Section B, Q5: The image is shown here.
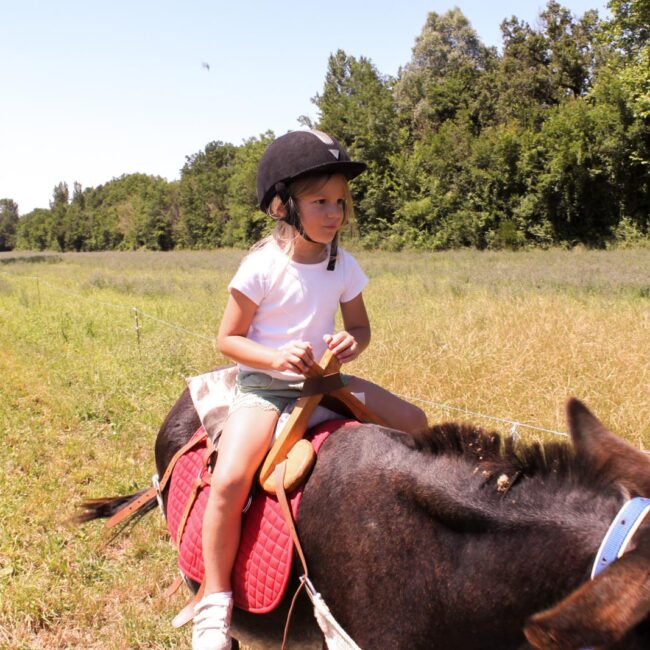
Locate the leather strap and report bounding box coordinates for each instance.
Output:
[164,574,184,598]
[301,372,345,397]
[175,443,215,548]
[259,348,388,494]
[106,429,210,529]
[176,477,203,548]
[258,350,342,491]
[172,580,206,628]
[274,461,310,650]
[274,462,309,577]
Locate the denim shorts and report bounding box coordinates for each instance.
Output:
[230,370,350,415]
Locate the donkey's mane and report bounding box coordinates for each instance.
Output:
[409,421,595,486]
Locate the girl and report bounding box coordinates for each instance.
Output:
[192,129,427,650]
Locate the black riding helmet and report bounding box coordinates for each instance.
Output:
[257,129,366,212]
[256,130,366,270]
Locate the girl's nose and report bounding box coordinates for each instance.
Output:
[326,202,343,217]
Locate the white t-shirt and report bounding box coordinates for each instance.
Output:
[228,242,368,380]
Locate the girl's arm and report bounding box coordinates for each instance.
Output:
[218,289,314,375]
[325,292,371,364]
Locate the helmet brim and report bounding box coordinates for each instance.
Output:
[259,160,367,212]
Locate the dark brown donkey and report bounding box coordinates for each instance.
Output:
[80,395,650,649]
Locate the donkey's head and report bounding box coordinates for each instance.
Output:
[525,398,650,649]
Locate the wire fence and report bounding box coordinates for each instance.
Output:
[0,269,215,343]
[0,268,570,440]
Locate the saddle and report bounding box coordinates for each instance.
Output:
[106,349,386,624]
[166,418,356,613]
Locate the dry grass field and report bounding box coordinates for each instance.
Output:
[0,248,649,649]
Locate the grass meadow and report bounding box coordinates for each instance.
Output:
[1,247,649,649]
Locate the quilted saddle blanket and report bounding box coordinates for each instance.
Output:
[165,418,352,613]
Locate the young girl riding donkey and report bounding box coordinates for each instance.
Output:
[193,129,427,650]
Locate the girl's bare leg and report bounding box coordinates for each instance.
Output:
[194,406,278,650]
[346,376,428,434]
[202,406,279,594]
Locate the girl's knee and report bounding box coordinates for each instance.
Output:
[208,471,252,509]
[406,404,428,434]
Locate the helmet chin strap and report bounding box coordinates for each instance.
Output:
[285,198,318,244]
[288,202,337,271]
[275,183,337,270]
[326,233,338,272]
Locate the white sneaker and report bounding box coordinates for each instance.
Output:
[192,592,233,650]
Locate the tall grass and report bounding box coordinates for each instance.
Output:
[0,248,649,649]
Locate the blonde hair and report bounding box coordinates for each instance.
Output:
[252,172,356,257]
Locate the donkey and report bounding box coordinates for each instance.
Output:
[82,393,650,649]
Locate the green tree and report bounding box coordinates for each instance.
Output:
[496,2,599,125]
[0,199,19,250]
[394,8,496,133]
[541,2,599,98]
[101,174,178,250]
[15,209,54,250]
[178,141,238,247]
[514,81,646,246]
[604,0,650,117]
[69,174,178,251]
[143,182,179,251]
[312,50,400,233]
[49,182,70,251]
[223,133,274,247]
[606,0,649,55]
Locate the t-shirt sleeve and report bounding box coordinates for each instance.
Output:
[340,251,368,303]
[228,252,266,305]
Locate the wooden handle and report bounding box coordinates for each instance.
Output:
[328,387,389,427]
[258,350,340,491]
[257,347,388,493]
[308,349,388,425]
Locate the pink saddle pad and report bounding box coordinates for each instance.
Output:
[165,419,352,613]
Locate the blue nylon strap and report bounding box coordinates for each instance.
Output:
[580,497,650,650]
[591,497,650,579]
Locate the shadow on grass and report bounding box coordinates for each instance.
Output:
[0,253,62,265]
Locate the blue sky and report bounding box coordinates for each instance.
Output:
[1,0,607,215]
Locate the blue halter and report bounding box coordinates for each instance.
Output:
[578,497,650,650]
[591,496,650,578]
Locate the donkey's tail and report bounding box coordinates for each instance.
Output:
[75,489,158,525]
[76,429,209,530]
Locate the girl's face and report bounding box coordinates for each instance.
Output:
[294,174,348,245]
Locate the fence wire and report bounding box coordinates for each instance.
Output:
[1,269,570,439]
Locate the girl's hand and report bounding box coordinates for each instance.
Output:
[272,340,314,375]
[323,332,360,364]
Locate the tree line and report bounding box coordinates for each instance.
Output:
[3,0,648,253]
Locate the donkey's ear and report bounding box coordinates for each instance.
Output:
[567,398,650,496]
[524,542,650,649]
